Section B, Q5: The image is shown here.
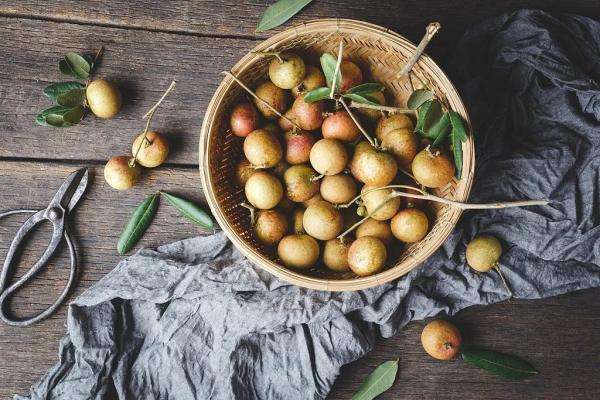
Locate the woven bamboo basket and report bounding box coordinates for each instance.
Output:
[200,19,475,291]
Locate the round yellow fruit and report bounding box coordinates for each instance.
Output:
[104,156,140,190]
[86,79,122,119]
[131,131,169,168]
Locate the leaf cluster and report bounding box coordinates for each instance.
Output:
[303,52,384,105]
[118,191,214,255]
[409,88,469,177]
[36,51,93,128]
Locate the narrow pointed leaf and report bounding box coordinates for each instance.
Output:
[352,359,398,400]
[346,82,384,96]
[64,52,90,79]
[342,93,380,106]
[303,87,331,103]
[449,111,468,142]
[415,100,444,139]
[430,112,451,146]
[43,81,85,100]
[162,192,214,229]
[407,89,434,109]
[461,349,538,380]
[320,53,339,90]
[118,193,160,255]
[57,88,85,107]
[449,111,468,178]
[256,0,313,32]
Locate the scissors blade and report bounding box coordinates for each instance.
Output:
[48,168,89,213]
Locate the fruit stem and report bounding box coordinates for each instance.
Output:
[389,190,550,210]
[348,101,417,116]
[252,51,284,63]
[337,193,399,239]
[130,80,177,167]
[337,184,427,209]
[444,342,454,350]
[222,71,302,131]
[240,202,257,225]
[397,22,441,79]
[494,265,514,299]
[338,97,378,148]
[87,46,104,84]
[330,40,344,99]
[311,174,324,182]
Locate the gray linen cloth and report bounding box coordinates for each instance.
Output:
[16,9,600,400]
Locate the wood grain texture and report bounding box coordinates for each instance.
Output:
[1,1,600,399]
[0,17,256,165]
[0,160,212,399]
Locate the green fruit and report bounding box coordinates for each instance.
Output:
[466,235,502,272]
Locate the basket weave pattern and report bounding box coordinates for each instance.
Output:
[200,19,474,291]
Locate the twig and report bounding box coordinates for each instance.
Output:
[337,184,549,211]
[142,80,177,120]
[130,80,177,167]
[494,265,514,299]
[397,22,441,78]
[348,101,417,116]
[339,97,377,147]
[222,71,301,131]
[331,40,344,99]
[240,202,256,225]
[252,51,283,63]
[337,194,397,239]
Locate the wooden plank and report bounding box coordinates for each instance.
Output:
[0,160,211,399]
[0,17,256,165]
[330,289,600,399]
[2,0,599,44]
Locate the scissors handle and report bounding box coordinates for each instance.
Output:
[0,209,77,327]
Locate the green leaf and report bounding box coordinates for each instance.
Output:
[449,111,468,142]
[57,88,85,107]
[461,348,538,380]
[430,112,451,146]
[415,100,444,139]
[43,81,85,100]
[346,82,384,96]
[59,59,76,78]
[118,193,160,255]
[256,0,313,32]
[64,52,91,79]
[449,111,468,178]
[36,105,77,128]
[342,93,380,106]
[407,89,434,109]
[352,359,398,400]
[320,53,339,90]
[161,192,214,229]
[63,105,85,124]
[303,87,331,103]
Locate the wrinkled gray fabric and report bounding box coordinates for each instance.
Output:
[16,9,600,400]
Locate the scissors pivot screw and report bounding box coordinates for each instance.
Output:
[47,207,62,221]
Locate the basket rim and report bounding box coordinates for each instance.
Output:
[199,18,475,291]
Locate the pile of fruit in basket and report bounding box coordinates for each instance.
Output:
[229,47,467,277]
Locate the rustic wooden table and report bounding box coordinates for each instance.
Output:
[1,1,599,398]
